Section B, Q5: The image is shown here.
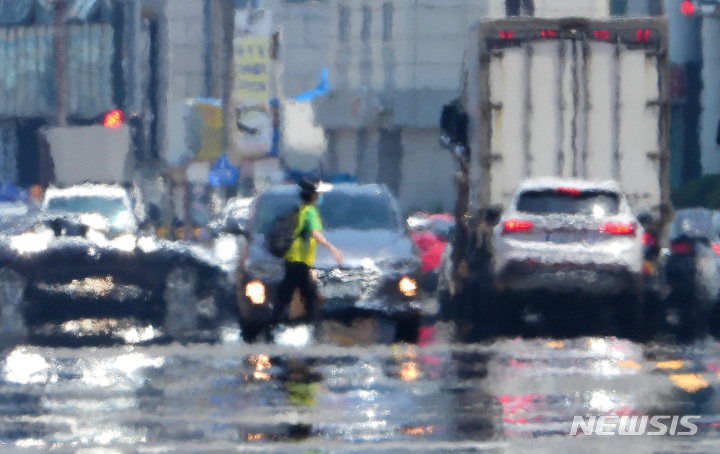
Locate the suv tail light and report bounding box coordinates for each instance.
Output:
[670,240,694,254]
[599,222,636,236]
[503,219,533,233]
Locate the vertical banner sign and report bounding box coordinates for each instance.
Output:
[233,36,270,105]
[233,9,274,157]
[197,101,223,160]
[186,98,224,161]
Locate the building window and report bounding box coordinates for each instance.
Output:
[361,6,372,42]
[382,2,393,42]
[339,4,351,42]
[505,0,534,17]
[609,0,627,16]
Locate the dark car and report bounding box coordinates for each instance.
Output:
[662,208,720,339]
[236,183,424,343]
[0,210,238,347]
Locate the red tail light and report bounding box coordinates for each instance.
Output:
[503,219,533,233]
[556,187,581,196]
[540,29,556,39]
[599,222,636,236]
[499,30,513,39]
[593,30,611,40]
[636,29,651,42]
[713,243,720,256]
[670,240,694,254]
[641,232,657,247]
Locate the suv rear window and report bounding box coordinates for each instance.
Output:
[516,189,620,216]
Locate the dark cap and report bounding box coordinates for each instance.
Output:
[298,177,318,193]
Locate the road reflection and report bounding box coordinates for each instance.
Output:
[2,327,720,451]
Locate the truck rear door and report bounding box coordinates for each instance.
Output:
[475,18,669,216]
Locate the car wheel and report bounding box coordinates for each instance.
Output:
[0,268,29,347]
[614,289,644,342]
[394,312,421,344]
[163,266,201,342]
[240,321,269,344]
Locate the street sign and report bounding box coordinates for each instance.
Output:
[209,153,239,187]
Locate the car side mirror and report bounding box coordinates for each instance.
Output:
[224,217,249,237]
[485,205,503,226]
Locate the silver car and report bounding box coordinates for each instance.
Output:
[490,178,646,336]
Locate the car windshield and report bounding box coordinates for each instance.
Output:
[670,210,720,239]
[252,188,400,235]
[45,196,132,230]
[318,191,399,231]
[516,189,620,216]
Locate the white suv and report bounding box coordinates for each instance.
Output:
[493,178,644,294]
[490,178,646,336]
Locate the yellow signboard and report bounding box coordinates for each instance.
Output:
[233,36,270,105]
[185,98,223,162]
[196,102,223,160]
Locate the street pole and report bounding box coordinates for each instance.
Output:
[220,0,235,203]
[53,0,68,127]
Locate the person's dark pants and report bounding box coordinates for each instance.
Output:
[274,260,319,324]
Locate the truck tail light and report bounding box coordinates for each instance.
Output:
[636,29,651,43]
[593,30,611,40]
[499,30,513,39]
[503,219,533,233]
[599,222,636,236]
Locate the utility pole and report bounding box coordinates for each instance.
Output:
[53,0,69,127]
[220,0,235,157]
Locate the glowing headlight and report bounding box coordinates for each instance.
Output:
[246,281,266,305]
[111,234,136,252]
[214,236,239,263]
[399,276,418,297]
[11,233,50,254]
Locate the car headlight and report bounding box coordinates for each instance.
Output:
[214,235,239,263]
[399,276,418,297]
[246,281,266,305]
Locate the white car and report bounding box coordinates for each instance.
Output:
[493,178,645,294]
[41,184,139,236]
[490,178,647,337]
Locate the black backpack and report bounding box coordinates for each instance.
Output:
[267,207,300,258]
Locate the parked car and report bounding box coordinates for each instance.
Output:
[41,184,140,237]
[662,208,720,339]
[407,212,455,292]
[488,178,647,338]
[236,183,424,343]
[0,185,238,346]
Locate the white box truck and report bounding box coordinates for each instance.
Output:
[438,17,670,338]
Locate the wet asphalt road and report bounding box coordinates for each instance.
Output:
[3,316,720,453]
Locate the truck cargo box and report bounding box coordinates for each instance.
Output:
[464,17,670,220]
